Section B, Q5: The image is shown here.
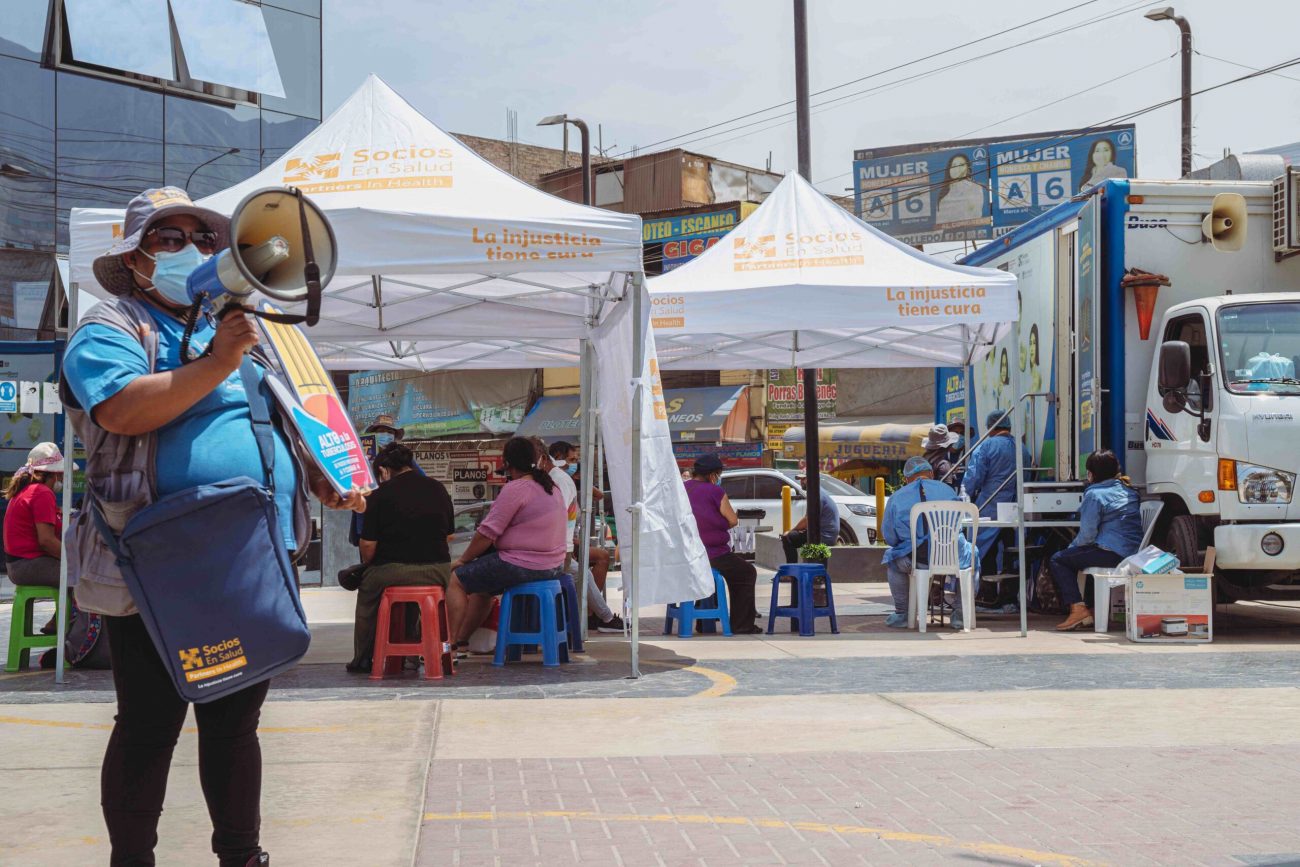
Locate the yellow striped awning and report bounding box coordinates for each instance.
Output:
[781,423,929,462]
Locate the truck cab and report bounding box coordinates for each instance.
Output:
[1146,295,1300,597]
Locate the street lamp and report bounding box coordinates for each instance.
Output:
[1145,6,1192,177]
[538,114,591,205]
[0,162,34,179]
[185,147,241,193]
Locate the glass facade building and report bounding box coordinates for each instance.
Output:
[0,0,322,338]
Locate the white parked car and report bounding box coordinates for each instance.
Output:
[719,468,881,546]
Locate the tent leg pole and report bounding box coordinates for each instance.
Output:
[963,364,972,447]
[578,339,593,642]
[628,274,645,679]
[1012,322,1027,638]
[55,287,79,683]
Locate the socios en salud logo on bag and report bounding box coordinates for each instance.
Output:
[178,637,248,683]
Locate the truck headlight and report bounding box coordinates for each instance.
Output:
[845,503,874,517]
[1236,462,1296,504]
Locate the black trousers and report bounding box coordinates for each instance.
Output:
[710,553,757,631]
[102,615,268,867]
[781,530,808,564]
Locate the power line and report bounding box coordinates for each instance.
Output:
[816,54,1300,218]
[1194,50,1300,85]
[627,0,1111,157]
[542,0,1151,201]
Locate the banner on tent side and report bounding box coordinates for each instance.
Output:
[594,283,714,608]
[347,369,532,439]
[853,125,1135,245]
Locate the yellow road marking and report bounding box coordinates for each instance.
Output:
[421,810,1103,866]
[0,715,343,735]
[639,659,737,697]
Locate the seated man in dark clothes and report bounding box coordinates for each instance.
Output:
[347,442,456,673]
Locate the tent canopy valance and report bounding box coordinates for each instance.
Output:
[647,172,1019,370]
[67,74,644,362]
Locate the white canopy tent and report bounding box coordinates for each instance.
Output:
[63,75,714,678]
[649,172,1018,371]
[648,172,1032,633]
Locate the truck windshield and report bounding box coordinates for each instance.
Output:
[1218,302,1300,395]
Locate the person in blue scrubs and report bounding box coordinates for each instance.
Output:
[880,457,974,629]
[961,409,1031,576]
[1049,449,1143,631]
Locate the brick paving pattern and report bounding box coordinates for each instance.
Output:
[417,746,1300,866]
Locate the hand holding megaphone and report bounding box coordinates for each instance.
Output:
[186,187,337,326]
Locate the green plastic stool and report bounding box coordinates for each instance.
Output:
[6,585,60,672]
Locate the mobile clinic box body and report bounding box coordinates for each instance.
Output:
[1127,574,1213,642]
[940,171,1300,604]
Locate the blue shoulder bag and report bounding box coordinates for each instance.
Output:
[93,358,310,703]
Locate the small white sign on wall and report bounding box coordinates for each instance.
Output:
[41,382,61,415]
[19,381,40,414]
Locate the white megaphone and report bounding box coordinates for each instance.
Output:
[1201,192,1247,252]
[185,187,337,325]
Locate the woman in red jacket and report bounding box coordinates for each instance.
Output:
[3,442,65,590]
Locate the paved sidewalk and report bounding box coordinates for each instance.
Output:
[3,585,1300,865]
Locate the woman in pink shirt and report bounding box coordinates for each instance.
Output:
[447,437,568,648]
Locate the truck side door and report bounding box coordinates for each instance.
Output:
[1146,309,1218,512]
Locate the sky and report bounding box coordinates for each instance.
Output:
[322,0,1300,196]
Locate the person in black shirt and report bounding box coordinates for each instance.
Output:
[347,443,456,673]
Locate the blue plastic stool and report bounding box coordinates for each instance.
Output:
[766,563,839,637]
[663,570,732,637]
[555,572,583,652]
[493,579,570,666]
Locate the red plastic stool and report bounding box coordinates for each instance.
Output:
[370,585,454,680]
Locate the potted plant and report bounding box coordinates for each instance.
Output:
[797,543,833,606]
[798,543,832,564]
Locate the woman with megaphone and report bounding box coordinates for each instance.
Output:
[62,186,364,867]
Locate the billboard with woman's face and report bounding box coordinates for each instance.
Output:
[855,144,992,244]
[854,125,1135,244]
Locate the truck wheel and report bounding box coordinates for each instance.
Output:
[1167,514,1204,571]
[837,522,858,546]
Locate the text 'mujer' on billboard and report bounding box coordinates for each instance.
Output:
[853,125,1135,245]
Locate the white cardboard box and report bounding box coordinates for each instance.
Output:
[1126,573,1213,643]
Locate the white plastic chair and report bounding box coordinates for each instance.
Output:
[1077,500,1164,633]
[908,501,980,633]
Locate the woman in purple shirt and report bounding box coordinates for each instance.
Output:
[447,437,568,649]
[684,455,760,634]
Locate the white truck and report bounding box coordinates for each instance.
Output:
[948,165,1300,600]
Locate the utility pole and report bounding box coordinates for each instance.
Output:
[793,0,823,548]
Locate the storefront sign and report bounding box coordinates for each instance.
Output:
[452,466,491,501]
[765,421,791,452]
[644,208,741,272]
[765,369,837,423]
[672,441,763,468]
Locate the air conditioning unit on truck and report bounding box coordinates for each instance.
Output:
[942,176,1300,601]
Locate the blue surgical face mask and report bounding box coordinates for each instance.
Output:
[140,244,208,307]
[374,432,395,450]
[565,464,578,477]
[953,436,965,451]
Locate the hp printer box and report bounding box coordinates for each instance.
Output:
[1126,574,1213,643]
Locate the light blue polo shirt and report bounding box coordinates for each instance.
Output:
[64,304,299,550]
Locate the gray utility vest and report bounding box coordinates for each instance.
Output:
[60,296,312,616]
